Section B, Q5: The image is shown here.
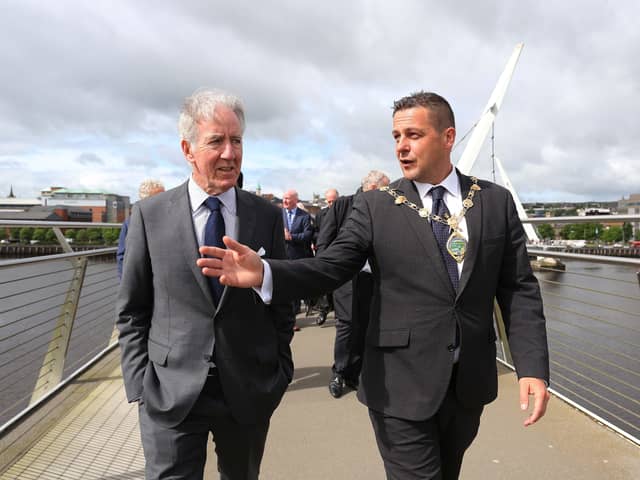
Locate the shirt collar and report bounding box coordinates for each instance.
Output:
[188,176,237,215]
[412,166,461,200]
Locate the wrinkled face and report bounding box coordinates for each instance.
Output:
[182,106,242,195]
[325,190,338,206]
[282,191,298,210]
[392,107,455,184]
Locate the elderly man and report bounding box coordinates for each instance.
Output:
[117,88,294,480]
[282,188,314,328]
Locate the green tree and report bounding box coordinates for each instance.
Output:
[102,228,121,245]
[10,227,21,240]
[45,229,57,243]
[87,228,103,243]
[19,227,34,243]
[32,228,47,242]
[536,224,555,240]
[601,226,622,243]
[622,222,633,242]
[64,229,77,240]
[0,228,7,240]
[76,229,88,243]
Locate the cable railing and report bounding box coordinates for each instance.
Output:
[1,219,639,448]
[0,221,121,432]
[495,214,640,445]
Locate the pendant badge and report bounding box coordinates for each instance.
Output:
[446,231,467,263]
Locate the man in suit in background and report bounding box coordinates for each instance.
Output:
[282,188,314,329]
[310,187,339,326]
[316,171,389,398]
[116,178,165,280]
[198,91,550,479]
[117,88,294,480]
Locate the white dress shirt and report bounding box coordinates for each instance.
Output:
[412,168,468,277]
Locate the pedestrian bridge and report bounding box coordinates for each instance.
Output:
[1,219,639,478]
[1,314,639,479]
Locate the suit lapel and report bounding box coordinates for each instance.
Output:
[172,182,216,308]
[395,178,455,295]
[457,172,482,297]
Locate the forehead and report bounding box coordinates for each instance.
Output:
[197,106,242,134]
[392,107,435,131]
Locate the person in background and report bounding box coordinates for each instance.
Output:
[117,88,294,480]
[116,179,165,280]
[310,188,339,325]
[197,91,550,480]
[316,172,389,398]
[282,188,314,330]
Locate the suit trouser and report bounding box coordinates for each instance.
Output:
[138,373,270,480]
[332,272,372,381]
[368,367,483,480]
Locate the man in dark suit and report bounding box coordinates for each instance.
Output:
[282,188,314,328]
[310,188,339,326]
[317,172,389,398]
[117,88,294,480]
[198,91,550,479]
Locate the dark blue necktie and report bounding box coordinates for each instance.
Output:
[204,197,225,304]
[430,186,459,291]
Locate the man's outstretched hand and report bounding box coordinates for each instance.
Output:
[197,236,264,288]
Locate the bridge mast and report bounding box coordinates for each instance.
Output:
[456,43,539,242]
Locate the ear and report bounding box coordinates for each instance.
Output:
[181,139,194,163]
[443,127,456,149]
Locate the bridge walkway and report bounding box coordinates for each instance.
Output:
[2,314,639,479]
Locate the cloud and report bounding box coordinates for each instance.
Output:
[0,0,638,203]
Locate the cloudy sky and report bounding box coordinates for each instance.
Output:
[1,0,638,203]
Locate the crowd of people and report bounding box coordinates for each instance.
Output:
[116,87,550,480]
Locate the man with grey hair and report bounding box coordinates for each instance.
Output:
[316,171,389,398]
[117,88,294,479]
[116,179,165,279]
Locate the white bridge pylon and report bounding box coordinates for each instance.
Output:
[455,42,539,243]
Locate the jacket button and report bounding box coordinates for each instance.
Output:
[447,344,456,352]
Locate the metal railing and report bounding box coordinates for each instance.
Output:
[1,218,639,447]
[0,221,121,432]
[494,214,640,445]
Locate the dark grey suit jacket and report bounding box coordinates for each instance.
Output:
[268,172,549,421]
[117,182,294,428]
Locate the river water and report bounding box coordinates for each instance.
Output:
[1,256,639,440]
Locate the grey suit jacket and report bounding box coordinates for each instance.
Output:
[117,182,294,428]
[268,172,549,421]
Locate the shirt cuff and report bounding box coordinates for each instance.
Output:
[251,260,273,304]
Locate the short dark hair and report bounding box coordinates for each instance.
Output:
[392,91,455,131]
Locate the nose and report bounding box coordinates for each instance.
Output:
[221,139,235,160]
[396,136,410,155]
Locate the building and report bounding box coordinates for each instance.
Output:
[618,193,640,240]
[41,187,130,223]
[0,186,41,214]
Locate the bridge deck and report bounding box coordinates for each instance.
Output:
[2,314,639,479]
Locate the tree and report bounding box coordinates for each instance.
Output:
[76,229,88,243]
[622,222,633,242]
[601,226,622,243]
[45,229,57,243]
[536,224,555,240]
[102,228,121,245]
[64,229,77,240]
[87,228,103,243]
[19,227,34,243]
[32,228,47,242]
